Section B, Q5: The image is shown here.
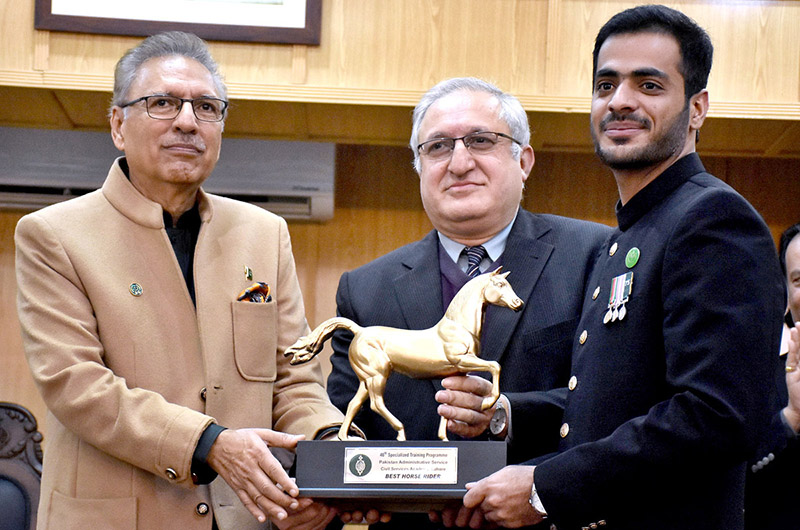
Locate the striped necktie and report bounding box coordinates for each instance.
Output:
[464,245,488,278]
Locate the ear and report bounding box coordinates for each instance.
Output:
[519,144,535,184]
[490,266,503,275]
[688,89,709,132]
[109,106,126,152]
[499,271,510,279]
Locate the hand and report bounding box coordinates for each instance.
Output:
[463,466,544,528]
[207,428,304,524]
[784,322,800,432]
[430,505,494,528]
[436,375,498,438]
[274,498,338,530]
[338,508,391,525]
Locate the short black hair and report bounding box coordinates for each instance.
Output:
[593,4,713,100]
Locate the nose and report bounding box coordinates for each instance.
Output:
[172,101,198,133]
[607,81,638,114]
[446,138,476,175]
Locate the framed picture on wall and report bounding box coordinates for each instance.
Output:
[34,0,322,45]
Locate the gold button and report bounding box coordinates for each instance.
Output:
[560,423,569,438]
[568,375,578,391]
[196,503,210,516]
[598,521,607,526]
[592,286,600,300]
[609,242,618,256]
[165,468,178,480]
[200,387,207,401]
[590,524,598,529]
[579,330,588,344]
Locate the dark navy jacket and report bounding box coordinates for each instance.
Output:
[534,154,785,530]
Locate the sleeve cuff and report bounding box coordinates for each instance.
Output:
[779,409,800,439]
[191,423,227,485]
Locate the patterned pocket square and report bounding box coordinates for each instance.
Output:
[237,282,272,303]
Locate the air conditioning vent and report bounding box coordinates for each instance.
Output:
[0,127,335,220]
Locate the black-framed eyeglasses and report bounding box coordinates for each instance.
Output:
[417,131,522,160]
[119,95,228,122]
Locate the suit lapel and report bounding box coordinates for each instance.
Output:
[390,231,447,395]
[392,231,445,331]
[480,210,554,363]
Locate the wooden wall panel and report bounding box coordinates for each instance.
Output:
[548,1,800,103]
[2,0,798,116]
[1,148,798,445]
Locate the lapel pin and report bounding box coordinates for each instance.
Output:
[625,247,640,268]
[129,283,143,297]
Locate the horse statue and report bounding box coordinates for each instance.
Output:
[285,268,523,441]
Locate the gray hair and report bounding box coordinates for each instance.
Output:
[109,31,227,115]
[409,77,531,172]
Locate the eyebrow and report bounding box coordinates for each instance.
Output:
[595,67,669,80]
[423,127,487,141]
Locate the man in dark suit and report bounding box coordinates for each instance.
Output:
[745,222,800,530]
[326,77,610,528]
[456,6,785,530]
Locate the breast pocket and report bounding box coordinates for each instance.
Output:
[231,301,277,382]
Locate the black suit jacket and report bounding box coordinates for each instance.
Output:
[327,209,610,465]
[533,154,785,530]
[744,332,800,530]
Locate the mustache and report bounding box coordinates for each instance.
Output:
[164,134,205,151]
[600,112,651,131]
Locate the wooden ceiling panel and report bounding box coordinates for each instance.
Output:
[698,118,800,158]
[224,99,308,138]
[529,112,593,152]
[1,86,72,128]
[55,90,113,130]
[304,103,411,145]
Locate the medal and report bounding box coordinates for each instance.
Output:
[604,271,633,325]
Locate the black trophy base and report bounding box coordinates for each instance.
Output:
[295,440,506,513]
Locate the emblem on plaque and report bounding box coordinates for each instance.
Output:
[349,454,371,477]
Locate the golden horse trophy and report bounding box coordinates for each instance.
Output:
[285,267,523,442]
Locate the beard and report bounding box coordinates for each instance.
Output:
[592,103,690,171]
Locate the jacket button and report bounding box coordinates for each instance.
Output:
[196,503,210,516]
[579,330,588,344]
[568,376,578,391]
[165,468,178,480]
[560,423,569,438]
[609,242,618,256]
[200,387,207,401]
[598,520,607,526]
[592,286,600,300]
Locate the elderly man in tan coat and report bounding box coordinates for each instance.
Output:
[15,31,356,530]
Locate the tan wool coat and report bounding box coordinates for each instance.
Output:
[15,158,344,530]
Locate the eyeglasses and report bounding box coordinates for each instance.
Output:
[417,131,522,160]
[119,95,228,122]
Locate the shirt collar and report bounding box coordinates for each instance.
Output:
[437,208,518,265]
